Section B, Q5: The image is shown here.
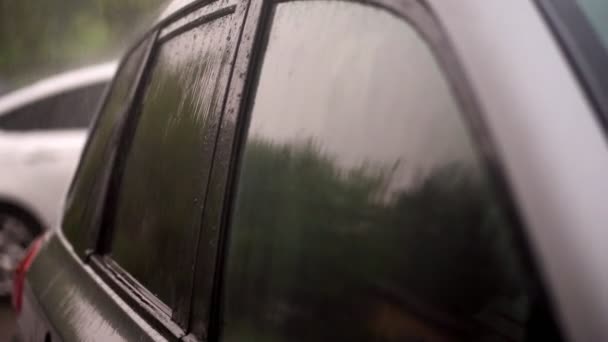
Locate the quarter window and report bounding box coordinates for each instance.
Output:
[108,14,235,310]
[63,37,152,251]
[222,2,541,341]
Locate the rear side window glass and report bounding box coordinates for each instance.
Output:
[109,16,234,309]
[221,2,546,341]
[0,83,106,131]
[63,38,151,251]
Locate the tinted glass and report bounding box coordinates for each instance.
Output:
[110,16,234,308]
[0,83,106,131]
[63,38,150,251]
[222,2,541,341]
[577,0,608,48]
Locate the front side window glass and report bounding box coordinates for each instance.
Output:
[221,2,546,341]
[0,83,106,131]
[110,15,234,309]
[63,38,150,251]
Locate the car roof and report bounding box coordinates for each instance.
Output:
[0,61,118,116]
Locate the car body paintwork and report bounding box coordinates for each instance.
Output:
[20,232,166,341]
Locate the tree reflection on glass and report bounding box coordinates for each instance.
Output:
[219,1,536,340]
[223,138,529,342]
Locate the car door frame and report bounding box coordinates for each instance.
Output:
[64,32,157,257]
[78,0,251,340]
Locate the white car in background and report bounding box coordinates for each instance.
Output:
[0,62,116,295]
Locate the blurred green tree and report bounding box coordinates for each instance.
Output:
[0,0,167,90]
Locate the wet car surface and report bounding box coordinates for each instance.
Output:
[12,0,608,341]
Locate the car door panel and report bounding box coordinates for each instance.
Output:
[25,234,166,341]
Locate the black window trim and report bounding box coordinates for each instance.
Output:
[182,0,257,338]
[69,0,227,257]
[84,34,158,257]
[158,5,237,45]
[94,3,237,257]
[89,255,186,339]
[203,0,564,341]
[85,0,243,339]
[65,33,157,258]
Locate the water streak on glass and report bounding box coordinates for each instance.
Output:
[111,15,233,309]
[222,2,534,341]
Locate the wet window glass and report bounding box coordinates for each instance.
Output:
[63,38,150,251]
[110,16,234,309]
[221,2,541,341]
[0,83,106,131]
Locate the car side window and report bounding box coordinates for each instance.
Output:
[106,11,237,312]
[221,2,543,341]
[0,83,106,131]
[63,37,152,252]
